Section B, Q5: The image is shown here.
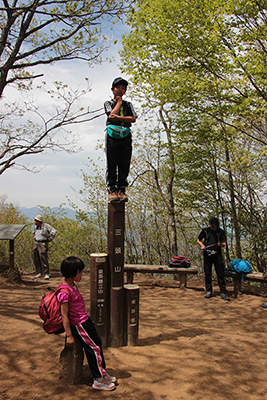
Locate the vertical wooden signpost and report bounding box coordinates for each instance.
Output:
[108,202,125,347]
[90,253,109,348]
[9,239,14,270]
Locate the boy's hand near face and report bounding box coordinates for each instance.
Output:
[114,95,123,103]
[110,95,122,119]
[107,81,137,124]
[109,94,136,123]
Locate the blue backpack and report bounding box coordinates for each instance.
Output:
[225,258,252,278]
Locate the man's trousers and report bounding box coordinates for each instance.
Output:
[34,241,49,275]
[203,253,226,293]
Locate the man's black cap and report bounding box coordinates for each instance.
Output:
[209,217,219,229]
[112,77,128,89]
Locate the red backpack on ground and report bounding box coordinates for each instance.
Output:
[169,256,191,268]
[39,286,70,334]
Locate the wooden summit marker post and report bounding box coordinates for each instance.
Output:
[90,253,109,348]
[108,202,125,347]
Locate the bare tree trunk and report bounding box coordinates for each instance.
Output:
[222,126,242,258]
[210,148,230,263]
[158,106,178,257]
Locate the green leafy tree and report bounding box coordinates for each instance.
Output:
[0,197,111,275]
[120,0,267,267]
[72,157,108,253]
[36,205,105,269]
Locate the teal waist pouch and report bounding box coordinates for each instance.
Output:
[106,124,130,139]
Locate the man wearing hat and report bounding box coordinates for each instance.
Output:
[33,215,57,279]
[197,217,230,300]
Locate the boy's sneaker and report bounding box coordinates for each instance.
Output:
[108,191,119,202]
[118,190,128,202]
[34,273,42,278]
[92,377,115,391]
[104,372,117,384]
[44,274,50,280]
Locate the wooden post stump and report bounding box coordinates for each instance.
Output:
[124,284,139,346]
[59,336,91,384]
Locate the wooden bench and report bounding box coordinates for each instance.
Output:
[233,272,267,298]
[124,264,198,288]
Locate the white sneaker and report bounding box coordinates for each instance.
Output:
[34,273,42,278]
[44,274,50,279]
[104,372,117,383]
[92,377,115,391]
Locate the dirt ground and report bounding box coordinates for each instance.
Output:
[1,271,267,400]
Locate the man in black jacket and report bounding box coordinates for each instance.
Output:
[197,217,230,300]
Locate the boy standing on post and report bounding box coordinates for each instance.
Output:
[104,77,137,203]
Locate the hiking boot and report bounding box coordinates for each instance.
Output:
[118,190,128,202]
[108,191,119,202]
[92,377,115,391]
[220,293,230,301]
[104,372,117,384]
[205,291,212,298]
[34,273,42,278]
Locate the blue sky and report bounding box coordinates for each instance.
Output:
[1,24,135,210]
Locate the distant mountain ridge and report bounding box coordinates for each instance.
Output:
[19,207,76,221]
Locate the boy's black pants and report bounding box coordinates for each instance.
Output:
[105,133,132,192]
